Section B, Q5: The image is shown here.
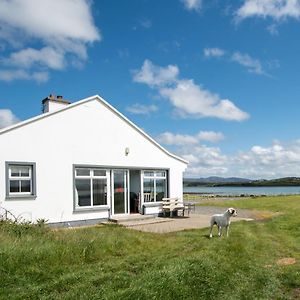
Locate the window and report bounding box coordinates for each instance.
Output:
[6,162,36,198]
[143,170,167,202]
[74,167,108,209]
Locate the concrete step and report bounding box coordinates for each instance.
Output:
[109,214,155,224]
[120,218,173,227]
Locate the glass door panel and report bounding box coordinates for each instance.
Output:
[156,179,166,202]
[113,170,128,214]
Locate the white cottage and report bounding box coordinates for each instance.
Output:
[0,94,188,226]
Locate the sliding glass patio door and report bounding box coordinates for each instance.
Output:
[112,170,129,215]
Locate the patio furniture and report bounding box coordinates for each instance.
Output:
[184,202,196,216]
[162,197,185,217]
[143,193,152,202]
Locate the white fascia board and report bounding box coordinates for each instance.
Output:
[0,94,188,165]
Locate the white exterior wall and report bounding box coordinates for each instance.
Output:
[0,98,187,223]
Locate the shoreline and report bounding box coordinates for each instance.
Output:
[183,186,300,197]
[183,192,300,198]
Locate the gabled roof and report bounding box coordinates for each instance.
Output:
[0,95,188,165]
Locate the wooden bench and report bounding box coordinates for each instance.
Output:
[162,197,185,217]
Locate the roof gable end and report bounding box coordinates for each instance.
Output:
[0,95,188,165]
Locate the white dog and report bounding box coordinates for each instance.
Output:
[209,208,237,238]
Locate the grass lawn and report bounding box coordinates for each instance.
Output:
[1,196,300,299]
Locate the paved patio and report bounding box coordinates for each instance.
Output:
[120,212,253,234]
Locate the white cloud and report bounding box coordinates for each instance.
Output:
[231,52,265,75]
[0,0,99,43]
[236,0,300,21]
[204,47,271,76]
[4,47,65,70]
[0,69,49,82]
[174,138,300,178]
[203,47,225,58]
[232,141,300,178]
[180,144,229,176]
[181,0,202,12]
[156,129,300,178]
[133,59,179,87]
[134,60,249,121]
[0,0,100,82]
[157,132,199,145]
[126,103,158,115]
[0,109,19,128]
[180,147,229,176]
[156,131,228,177]
[160,79,249,121]
[157,130,225,146]
[197,131,225,142]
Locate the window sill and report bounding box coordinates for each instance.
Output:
[73,206,110,213]
[6,195,37,200]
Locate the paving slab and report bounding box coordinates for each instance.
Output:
[123,213,253,234]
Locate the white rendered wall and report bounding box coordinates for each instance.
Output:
[0,98,187,223]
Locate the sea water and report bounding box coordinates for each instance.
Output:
[183,186,300,196]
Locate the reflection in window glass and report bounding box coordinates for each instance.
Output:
[144,171,154,177]
[75,179,91,206]
[76,169,90,176]
[113,171,126,213]
[93,179,107,205]
[143,178,155,202]
[9,180,19,193]
[21,180,31,193]
[20,167,30,177]
[155,171,166,177]
[156,179,166,202]
[11,167,20,177]
[94,170,106,177]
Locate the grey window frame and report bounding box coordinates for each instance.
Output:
[73,166,110,212]
[5,161,37,199]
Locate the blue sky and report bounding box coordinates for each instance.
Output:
[1,0,300,179]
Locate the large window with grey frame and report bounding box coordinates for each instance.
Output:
[75,168,108,208]
[143,170,167,202]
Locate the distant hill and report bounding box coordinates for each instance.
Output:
[248,177,300,187]
[200,176,250,183]
[184,176,251,186]
[183,176,300,187]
